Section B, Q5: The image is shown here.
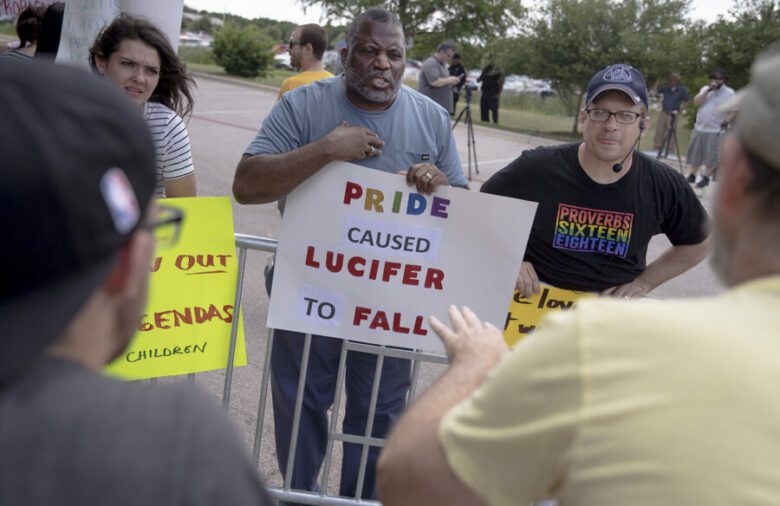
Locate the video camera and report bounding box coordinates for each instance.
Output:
[461,81,479,103]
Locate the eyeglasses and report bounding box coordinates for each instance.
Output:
[585,108,643,124]
[142,205,184,248]
[288,40,303,47]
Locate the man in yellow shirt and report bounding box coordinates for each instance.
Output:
[378,48,780,506]
[277,23,333,99]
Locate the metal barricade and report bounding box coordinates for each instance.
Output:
[220,233,448,506]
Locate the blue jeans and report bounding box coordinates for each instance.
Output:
[266,266,411,503]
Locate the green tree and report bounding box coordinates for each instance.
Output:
[517,0,697,133]
[296,0,524,46]
[192,16,215,34]
[212,24,274,78]
[705,0,780,90]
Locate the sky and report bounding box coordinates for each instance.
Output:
[184,0,737,26]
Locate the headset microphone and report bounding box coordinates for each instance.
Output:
[612,119,646,173]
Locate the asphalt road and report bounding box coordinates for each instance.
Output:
[181,73,724,494]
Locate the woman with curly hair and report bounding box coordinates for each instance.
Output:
[90,13,197,197]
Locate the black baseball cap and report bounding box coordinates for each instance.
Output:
[585,63,650,109]
[0,59,155,379]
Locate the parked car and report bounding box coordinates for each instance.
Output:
[465,69,482,90]
[403,61,421,82]
[274,53,292,70]
[502,74,528,93]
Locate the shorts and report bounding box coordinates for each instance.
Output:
[686,130,721,168]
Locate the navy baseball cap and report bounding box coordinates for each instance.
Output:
[585,63,650,109]
[0,59,155,379]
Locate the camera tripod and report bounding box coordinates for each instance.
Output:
[452,88,479,181]
[656,111,684,173]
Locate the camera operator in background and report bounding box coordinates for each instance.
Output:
[653,73,691,153]
[685,69,735,188]
[449,52,467,115]
[477,58,504,124]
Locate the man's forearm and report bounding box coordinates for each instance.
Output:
[635,238,710,291]
[377,358,491,506]
[379,306,509,506]
[693,90,709,107]
[431,77,455,88]
[232,138,334,204]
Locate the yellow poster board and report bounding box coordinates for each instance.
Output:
[105,197,247,380]
[503,285,595,347]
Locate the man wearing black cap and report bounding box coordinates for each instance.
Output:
[480,63,709,299]
[0,60,272,505]
[685,68,736,188]
[379,48,780,505]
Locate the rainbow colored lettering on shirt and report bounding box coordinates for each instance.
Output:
[552,203,633,258]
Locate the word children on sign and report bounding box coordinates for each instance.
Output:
[105,197,247,380]
[268,161,537,353]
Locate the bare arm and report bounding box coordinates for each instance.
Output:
[693,84,714,107]
[429,76,460,88]
[378,306,507,506]
[232,122,384,204]
[164,173,197,198]
[602,238,710,298]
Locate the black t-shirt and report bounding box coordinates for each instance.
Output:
[449,62,466,91]
[479,65,503,95]
[481,143,709,291]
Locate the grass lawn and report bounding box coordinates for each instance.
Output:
[0,22,15,37]
[456,94,693,154]
[188,62,297,88]
[188,61,693,156]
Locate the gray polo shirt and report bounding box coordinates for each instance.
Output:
[418,55,453,114]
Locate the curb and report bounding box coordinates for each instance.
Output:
[191,71,279,94]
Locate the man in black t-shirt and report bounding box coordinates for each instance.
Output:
[481,63,709,298]
[478,61,504,123]
[449,52,467,114]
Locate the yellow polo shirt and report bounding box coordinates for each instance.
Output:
[277,70,334,99]
[440,276,780,505]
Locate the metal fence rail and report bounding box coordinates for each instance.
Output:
[219,233,448,506]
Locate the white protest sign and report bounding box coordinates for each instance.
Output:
[54,0,183,67]
[267,161,537,353]
[1,0,54,17]
[56,0,120,66]
[123,0,183,52]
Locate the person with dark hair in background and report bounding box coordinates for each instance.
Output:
[478,59,503,123]
[278,23,333,99]
[685,68,736,188]
[480,63,709,299]
[233,8,467,504]
[449,52,467,114]
[379,48,780,506]
[418,42,461,114]
[0,58,274,506]
[90,13,197,198]
[33,1,64,59]
[1,5,45,59]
